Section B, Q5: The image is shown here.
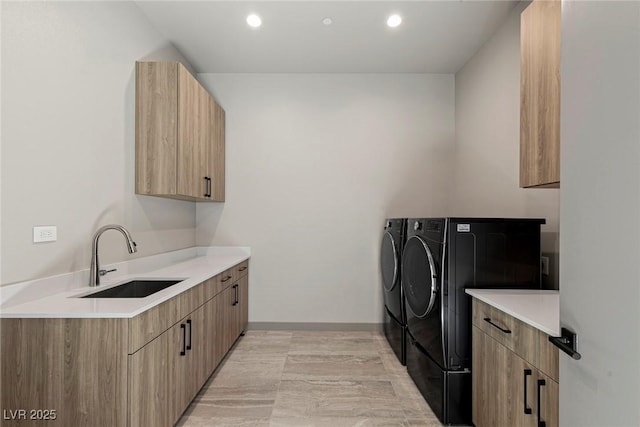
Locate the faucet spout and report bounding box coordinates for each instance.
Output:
[89,224,137,287]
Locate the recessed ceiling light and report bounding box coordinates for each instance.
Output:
[246,14,262,28]
[322,17,333,26]
[386,14,402,28]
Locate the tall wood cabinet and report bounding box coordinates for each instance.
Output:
[136,61,225,201]
[520,0,561,188]
[472,298,559,427]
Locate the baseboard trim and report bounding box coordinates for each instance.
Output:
[248,322,383,332]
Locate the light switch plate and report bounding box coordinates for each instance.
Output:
[33,226,57,243]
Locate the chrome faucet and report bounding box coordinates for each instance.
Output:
[89,224,137,286]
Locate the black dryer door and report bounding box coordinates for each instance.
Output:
[381,231,399,292]
[381,231,404,321]
[402,235,444,367]
[402,235,439,318]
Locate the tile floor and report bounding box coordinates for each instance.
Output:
[177,330,442,427]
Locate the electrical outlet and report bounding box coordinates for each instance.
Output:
[33,226,57,243]
[541,256,550,276]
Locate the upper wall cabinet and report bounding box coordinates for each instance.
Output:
[135,62,225,202]
[520,0,560,188]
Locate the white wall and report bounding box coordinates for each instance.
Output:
[1,2,197,285]
[196,73,455,323]
[453,2,560,288]
[560,1,640,425]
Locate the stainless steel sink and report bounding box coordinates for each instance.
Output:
[80,280,183,298]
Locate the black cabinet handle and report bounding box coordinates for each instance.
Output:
[523,369,533,414]
[203,177,212,197]
[483,317,512,334]
[232,284,239,306]
[238,266,247,272]
[537,378,546,427]
[221,275,232,283]
[180,324,186,356]
[186,319,192,351]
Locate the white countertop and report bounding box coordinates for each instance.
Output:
[0,247,250,318]
[465,288,560,336]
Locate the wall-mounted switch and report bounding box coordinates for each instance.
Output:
[541,256,550,276]
[33,226,57,243]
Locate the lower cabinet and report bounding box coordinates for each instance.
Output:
[472,299,559,427]
[0,260,249,427]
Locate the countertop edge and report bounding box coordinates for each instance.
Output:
[465,289,560,337]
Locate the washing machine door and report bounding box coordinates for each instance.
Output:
[381,231,399,292]
[402,235,439,318]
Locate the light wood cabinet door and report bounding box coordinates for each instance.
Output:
[536,372,559,427]
[188,304,210,396]
[520,0,561,188]
[209,99,226,201]
[204,297,218,374]
[168,319,190,425]
[472,326,511,427]
[135,61,178,196]
[508,352,538,427]
[238,275,249,334]
[215,285,236,365]
[472,326,493,427]
[177,64,208,199]
[128,331,171,427]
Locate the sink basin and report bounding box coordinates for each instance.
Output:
[81,280,183,298]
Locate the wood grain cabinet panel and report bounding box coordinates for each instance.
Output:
[537,372,559,427]
[507,352,538,427]
[238,275,249,334]
[128,331,171,427]
[177,64,207,199]
[168,318,190,425]
[136,61,226,201]
[0,318,127,427]
[520,0,561,188]
[210,99,226,201]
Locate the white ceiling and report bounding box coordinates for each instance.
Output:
[136,1,519,74]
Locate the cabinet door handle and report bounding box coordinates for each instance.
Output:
[203,177,211,197]
[483,317,512,334]
[523,369,533,414]
[232,284,239,306]
[221,275,232,283]
[186,319,192,351]
[238,266,247,272]
[537,378,547,427]
[180,324,186,356]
